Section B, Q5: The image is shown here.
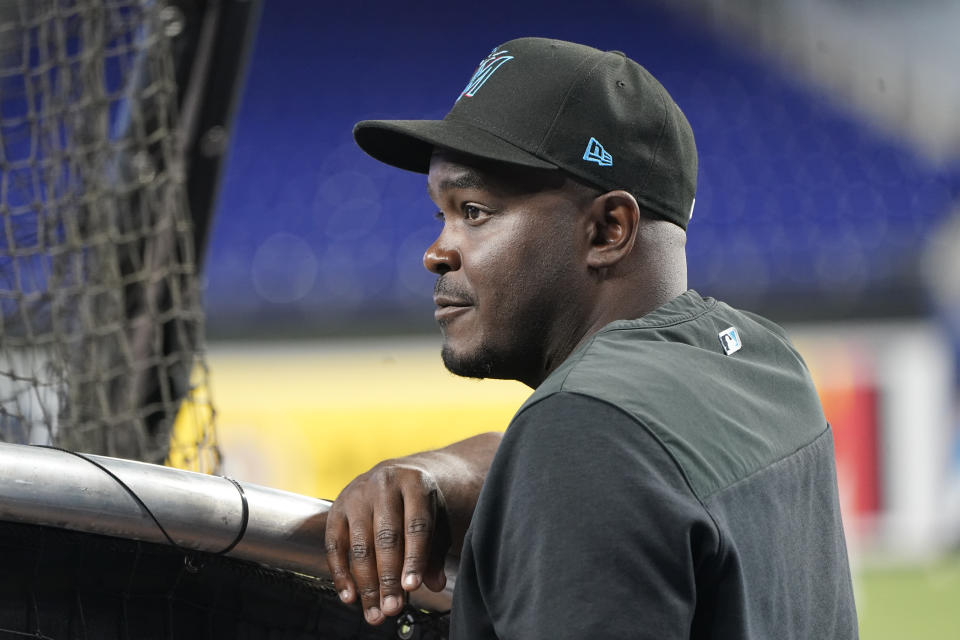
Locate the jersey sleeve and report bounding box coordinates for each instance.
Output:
[453,391,720,639]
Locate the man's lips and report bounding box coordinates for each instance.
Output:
[433,296,473,321]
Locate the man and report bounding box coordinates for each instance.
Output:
[323,37,858,638]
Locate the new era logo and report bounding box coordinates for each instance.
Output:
[583,137,612,167]
[718,327,742,356]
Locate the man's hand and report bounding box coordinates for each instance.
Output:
[322,432,502,625]
[324,459,449,624]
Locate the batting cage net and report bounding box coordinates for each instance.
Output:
[0,4,455,637]
[0,0,216,468]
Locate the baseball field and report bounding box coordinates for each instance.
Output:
[858,554,960,638]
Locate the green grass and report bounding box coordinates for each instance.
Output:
[856,554,960,639]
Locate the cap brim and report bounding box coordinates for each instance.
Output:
[353,118,559,174]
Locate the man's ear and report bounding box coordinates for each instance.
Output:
[584,190,640,270]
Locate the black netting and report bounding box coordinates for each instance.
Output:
[0,519,449,639]
[0,0,217,469]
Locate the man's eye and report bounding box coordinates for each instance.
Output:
[463,205,484,220]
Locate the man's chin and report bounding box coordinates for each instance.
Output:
[440,342,497,380]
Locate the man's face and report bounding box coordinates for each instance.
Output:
[424,152,593,386]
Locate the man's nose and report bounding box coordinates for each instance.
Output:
[423,236,462,275]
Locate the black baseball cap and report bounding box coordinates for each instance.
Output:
[354,37,697,229]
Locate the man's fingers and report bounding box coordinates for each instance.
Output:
[323,506,389,625]
[400,479,440,593]
[374,491,406,616]
[400,513,432,591]
[322,464,453,625]
[342,525,387,625]
[323,511,356,604]
[422,501,451,592]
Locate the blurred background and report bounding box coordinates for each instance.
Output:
[198,0,960,635]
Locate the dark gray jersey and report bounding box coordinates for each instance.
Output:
[450,291,858,639]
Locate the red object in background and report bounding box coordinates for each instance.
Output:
[821,383,881,531]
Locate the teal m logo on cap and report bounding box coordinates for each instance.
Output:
[458,49,514,101]
[583,137,613,167]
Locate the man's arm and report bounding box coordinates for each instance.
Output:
[322,431,501,625]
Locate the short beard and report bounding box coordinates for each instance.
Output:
[439,328,545,383]
[440,342,499,380]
